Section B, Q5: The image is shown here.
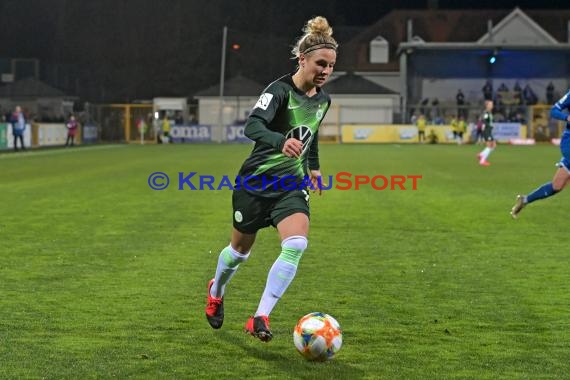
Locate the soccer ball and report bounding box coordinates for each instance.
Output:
[293,312,342,361]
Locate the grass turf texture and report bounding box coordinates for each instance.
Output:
[1,143,569,379]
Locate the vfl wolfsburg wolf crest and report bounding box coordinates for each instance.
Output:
[286,125,313,156]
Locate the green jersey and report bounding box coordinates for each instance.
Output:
[238,73,331,198]
[483,110,493,134]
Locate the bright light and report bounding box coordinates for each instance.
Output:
[489,48,498,64]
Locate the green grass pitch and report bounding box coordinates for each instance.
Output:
[1,143,569,379]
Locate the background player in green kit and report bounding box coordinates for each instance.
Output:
[205,16,338,342]
[478,100,496,166]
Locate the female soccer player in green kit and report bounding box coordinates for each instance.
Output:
[205,16,338,342]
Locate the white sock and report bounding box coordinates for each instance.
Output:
[480,147,490,162]
[210,245,249,298]
[255,236,307,317]
[481,147,494,162]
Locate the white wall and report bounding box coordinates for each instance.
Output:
[324,95,398,124]
[198,94,399,137]
[197,96,257,126]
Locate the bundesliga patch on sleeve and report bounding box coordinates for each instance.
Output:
[253,93,273,111]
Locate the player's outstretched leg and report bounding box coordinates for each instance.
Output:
[511,181,562,219]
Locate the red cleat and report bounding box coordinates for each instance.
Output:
[205,279,224,329]
[479,160,491,166]
[244,315,273,342]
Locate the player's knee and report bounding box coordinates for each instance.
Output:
[280,236,308,265]
[552,175,570,192]
[282,235,308,252]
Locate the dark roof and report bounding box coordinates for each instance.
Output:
[336,8,570,72]
[333,25,367,45]
[323,73,397,95]
[194,74,264,97]
[0,77,67,97]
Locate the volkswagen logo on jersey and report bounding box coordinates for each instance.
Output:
[286,125,313,156]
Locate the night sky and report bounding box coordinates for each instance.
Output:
[0,0,567,102]
[335,0,566,26]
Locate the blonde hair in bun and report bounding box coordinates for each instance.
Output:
[291,16,338,58]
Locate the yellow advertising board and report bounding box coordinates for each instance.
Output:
[341,124,456,143]
[341,124,526,144]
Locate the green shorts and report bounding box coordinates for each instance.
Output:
[232,188,310,234]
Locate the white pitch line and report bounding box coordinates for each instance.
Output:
[0,144,128,159]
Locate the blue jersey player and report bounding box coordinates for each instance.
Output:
[511,90,570,218]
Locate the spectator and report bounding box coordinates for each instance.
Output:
[513,81,522,105]
[497,83,509,92]
[456,89,465,119]
[416,114,426,143]
[161,114,171,143]
[65,114,79,147]
[523,84,538,105]
[153,114,161,143]
[10,105,26,151]
[450,115,458,142]
[546,82,555,105]
[513,112,526,124]
[457,116,467,145]
[431,97,440,119]
[482,80,493,101]
[496,82,509,113]
[174,111,184,125]
[427,129,438,144]
[135,116,148,141]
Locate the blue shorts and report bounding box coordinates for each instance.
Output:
[557,129,570,172]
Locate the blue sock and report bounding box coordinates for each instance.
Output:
[526,182,558,204]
